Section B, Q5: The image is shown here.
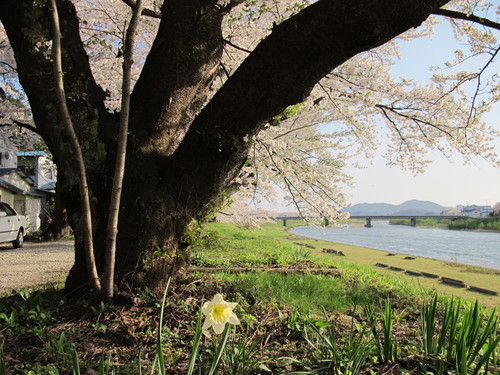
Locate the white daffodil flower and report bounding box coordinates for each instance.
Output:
[201,294,240,336]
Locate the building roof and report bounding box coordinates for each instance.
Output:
[0,178,27,194]
[39,181,56,191]
[17,150,47,157]
[0,168,17,177]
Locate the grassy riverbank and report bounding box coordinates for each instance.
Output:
[194,221,500,308]
[0,221,498,374]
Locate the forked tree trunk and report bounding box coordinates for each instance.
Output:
[0,0,451,297]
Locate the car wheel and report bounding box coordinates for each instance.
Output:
[12,229,24,248]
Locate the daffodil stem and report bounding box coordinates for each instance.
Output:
[208,324,231,375]
[154,277,171,375]
[187,307,204,375]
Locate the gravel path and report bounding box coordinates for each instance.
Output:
[0,240,74,295]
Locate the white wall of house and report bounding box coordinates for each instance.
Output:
[35,154,56,188]
[461,205,493,218]
[0,172,45,233]
[0,137,54,234]
[17,152,56,189]
[0,187,15,206]
[14,195,45,233]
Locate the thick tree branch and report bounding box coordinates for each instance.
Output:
[0,61,17,72]
[1,0,118,294]
[0,0,110,169]
[169,0,451,216]
[130,0,226,154]
[434,8,500,31]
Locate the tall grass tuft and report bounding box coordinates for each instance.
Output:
[288,309,373,375]
[420,295,499,375]
[186,307,204,375]
[71,345,80,375]
[293,247,312,262]
[220,328,261,375]
[365,299,398,364]
[421,293,438,355]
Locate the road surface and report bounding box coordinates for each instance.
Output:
[0,240,74,295]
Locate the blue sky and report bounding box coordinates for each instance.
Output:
[344,139,500,207]
[343,21,500,208]
[257,20,500,212]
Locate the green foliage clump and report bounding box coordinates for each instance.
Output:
[389,217,500,232]
[0,289,54,336]
[447,217,500,231]
[271,103,304,127]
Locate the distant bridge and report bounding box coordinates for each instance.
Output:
[275,215,459,228]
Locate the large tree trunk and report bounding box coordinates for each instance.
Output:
[42,189,72,241]
[0,0,450,296]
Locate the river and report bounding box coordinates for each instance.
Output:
[291,221,500,270]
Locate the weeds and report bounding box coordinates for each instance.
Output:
[293,247,312,262]
[365,299,398,364]
[0,289,54,337]
[290,309,373,374]
[420,295,499,374]
[46,332,76,370]
[220,330,261,375]
[1,288,499,374]
[279,310,314,339]
[421,293,439,355]
[1,223,499,374]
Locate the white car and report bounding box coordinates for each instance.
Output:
[0,202,26,248]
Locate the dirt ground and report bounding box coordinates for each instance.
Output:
[0,240,74,295]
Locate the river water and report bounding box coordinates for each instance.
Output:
[291,221,500,270]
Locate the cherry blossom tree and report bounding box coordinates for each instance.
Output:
[493,202,500,216]
[1,0,499,295]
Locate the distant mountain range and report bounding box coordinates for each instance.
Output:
[342,200,446,216]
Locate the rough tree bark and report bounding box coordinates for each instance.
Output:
[42,190,72,241]
[0,0,450,296]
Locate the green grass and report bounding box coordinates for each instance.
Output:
[190,223,296,267]
[190,222,435,311]
[213,271,392,313]
[1,220,499,374]
[192,221,500,308]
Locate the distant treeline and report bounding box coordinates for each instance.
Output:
[389,217,500,232]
